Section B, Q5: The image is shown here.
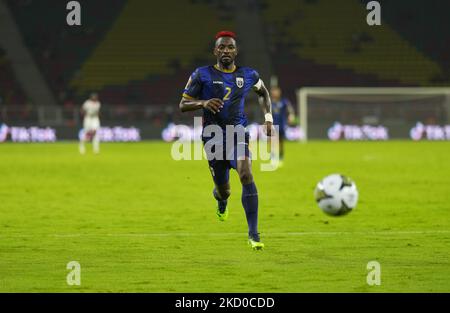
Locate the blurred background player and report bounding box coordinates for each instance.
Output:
[270,86,295,167]
[79,93,101,154]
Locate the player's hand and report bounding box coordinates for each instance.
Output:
[203,98,224,114]
[264,121,274,137]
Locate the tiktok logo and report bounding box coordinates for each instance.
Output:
[0,124,8,142]
[410,122,425,141]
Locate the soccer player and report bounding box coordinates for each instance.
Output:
[179,31,273,250]
[270,86,295,166]
[79,92,101,154]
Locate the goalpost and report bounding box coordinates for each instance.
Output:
[296,87,450,141]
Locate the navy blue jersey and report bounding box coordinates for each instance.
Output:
[272,98,291,126]
[183,65,260,128]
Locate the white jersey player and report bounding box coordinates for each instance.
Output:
[79,93,101,154]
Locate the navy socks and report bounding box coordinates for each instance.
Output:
[241,182,259,237]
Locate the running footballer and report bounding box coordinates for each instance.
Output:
[179,31,273,250]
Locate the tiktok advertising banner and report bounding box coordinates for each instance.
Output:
[1,122,450,142]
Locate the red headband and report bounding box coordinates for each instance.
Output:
[215,31,236,40]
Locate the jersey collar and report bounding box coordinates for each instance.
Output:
[213,64,237,73]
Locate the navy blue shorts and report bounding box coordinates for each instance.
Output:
[203,131,251,186]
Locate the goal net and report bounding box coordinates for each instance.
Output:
[296,87,450,141]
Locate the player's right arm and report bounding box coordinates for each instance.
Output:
[179,69,223,114]
[179,97,223,114]
[252,73,273,137]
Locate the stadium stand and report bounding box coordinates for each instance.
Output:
[262,0,449,101]
[70,0,234,105]
[4,0,449,110]
[379,0,450,83]
[0,45,27,106]
[7,0,234,105]
[6,0,126,103]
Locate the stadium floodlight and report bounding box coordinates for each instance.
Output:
[296,87,450,141]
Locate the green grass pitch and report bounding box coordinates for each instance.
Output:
[0,141,449,292]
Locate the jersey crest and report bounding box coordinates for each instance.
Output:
[236,77,244,88]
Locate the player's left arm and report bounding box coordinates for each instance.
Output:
[252,79,273,136]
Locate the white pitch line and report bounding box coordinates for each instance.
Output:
[1,230,449,238]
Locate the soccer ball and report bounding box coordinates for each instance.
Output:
[314,174,358,216]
